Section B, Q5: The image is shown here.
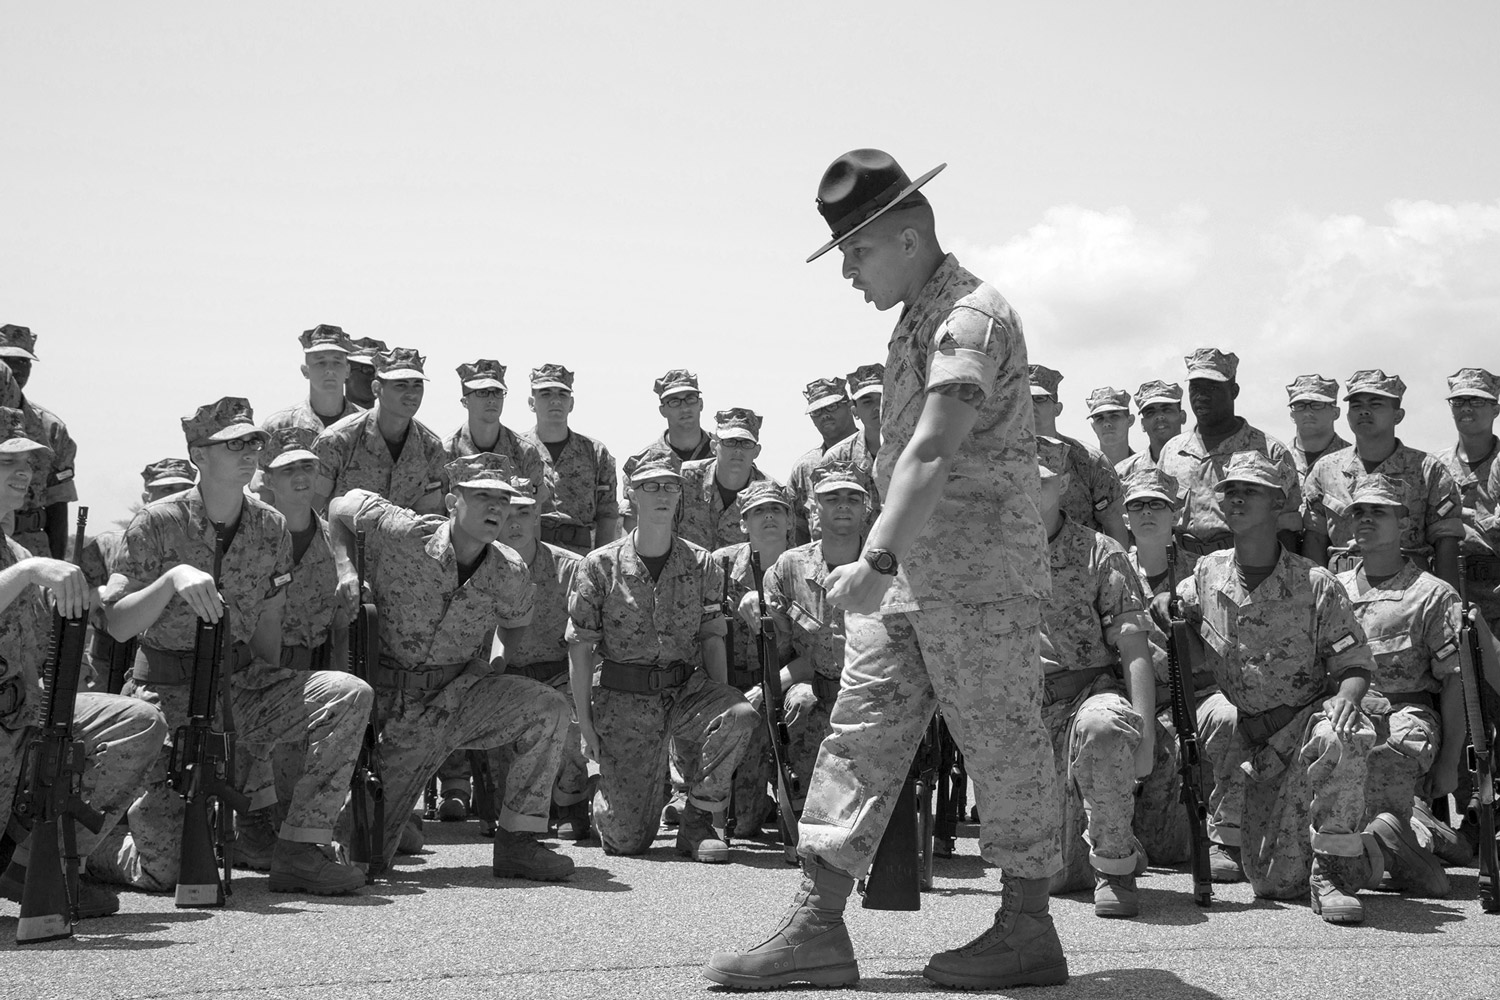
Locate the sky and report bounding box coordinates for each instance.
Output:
[3,2,1498,526]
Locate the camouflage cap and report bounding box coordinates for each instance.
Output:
[1213,451,1290,495]
[1286,374,1339,405]
[376,347,428,381]
[0,406,51,457]
[1036,435,1069,479]
[802,377,849,413]
[1134,379,1183,409]
[846,363,885,400]
[298,324,353,354]
[1184,348,1239,383]
[628,453,684,484]
[261,426,320,470]
[1121,467,1182,507]
[812,461,869,496]
[142,457,197,488]
[654,369,700,399]
[531,363,575,392]
[445,452,518,492]
[181,397,267,448]
[716,407,763,443]
[1029,364,1063,398]
[346,337,388,365]
[1344,368,1406,401]
[1086,386,1130,416]
[0,324,38,361]
[1347,473,1409,514]
[740,479,794,513]
[457,359,506,391]
[1447,367,1500,402]
[508,476,539,506]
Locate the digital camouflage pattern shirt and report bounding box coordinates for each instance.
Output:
[313,408,449,514]
[263,397,364,436]
[1303,441,1462,558]
[1441,441,1500,559]
[803,432,879,539]
[11,397,78,556]
[445,421,549,501]
[0,533,50,728]
[677,458,784,552]
[710,541,761,686]
[521,428,618,528]
[1158,420,1303,541]
[620,430,716,524]
[1039,516,1147,674]
[281,514,340,650]
[1291,431,1350,481]
[351,492,533,670]
[1337,562,1462,696]
[1057,433,1124,537]
[764,541,846,681]
[566,532,726,666]
[506,542,581,670]
[107,488,292,651]
[874,253,1049,612]
[1176,548,1374,717]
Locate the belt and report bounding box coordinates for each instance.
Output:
[813,673,840,708]
[598,659,692,694]
[372,658,469,692]
[540,522,593,547]
[280,643,330,673]
[136,642,254,686]
[1173,529,1232,557]
[512,659,569,684]
[726,664,758,691]
[1467,556,1500,582]
[1238,699,1318,746]
[1154,674,1217,708]
[12,508,46,535]
[1379,689,1438,711]
[1042,665,1113,706]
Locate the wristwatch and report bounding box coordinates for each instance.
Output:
[863,547,899,576]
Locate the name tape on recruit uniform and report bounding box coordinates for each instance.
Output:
[54,468,74,482]
[425,480,443,493]
[1093,497,1110,512]
[1330,633,1357,654]
[272,572,293,590]
[1436,498,1457,518]
[1436,640,1458,660]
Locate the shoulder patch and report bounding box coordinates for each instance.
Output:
[1331,633,1357,654]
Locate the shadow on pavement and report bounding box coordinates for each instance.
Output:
[840,966,1225,997]
[0,909,212,951]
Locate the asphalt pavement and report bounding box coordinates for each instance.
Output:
[3,819,1495,1000]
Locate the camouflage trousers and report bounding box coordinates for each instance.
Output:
[2,694,167,870]
[1364,700,1440,826]
[361,671,570,864]
[1041,676,1145,894]
[1199,693,1245,848]
[491,671,591,807]
[90,665,371,892]
[591,670,755,855]
[731,680,835,834]
[799,599,1062,881]
[1132,708,1191,867]
[729,706,776,834]
[784,680,835,785]
[1236,704,1375,900]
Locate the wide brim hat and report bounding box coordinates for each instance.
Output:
[0,346,37,361]
[807,151,946,263]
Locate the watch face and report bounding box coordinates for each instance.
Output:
[866,548,896,574]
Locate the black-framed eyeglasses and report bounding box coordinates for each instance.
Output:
[1450,396,1492,410]
[1124,498,1170,512]
[1289,401,1332,412]
[221,437,265,453]
[466,388,505,399]
[719,438,757,451]
[662,393,701,409]
[636,481,683,494]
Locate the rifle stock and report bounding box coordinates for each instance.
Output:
[1456,554,1499,913]
[1166,543,1213,907]
[861,744,922,911]
[346,528,386,877]
[12,507,103,944]
[751,550,801,864]
[167,522,250,908]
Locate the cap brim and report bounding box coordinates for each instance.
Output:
[377,368,429,381]
[462,378,506,391]
[658,385,699,399]
[1124,489,1178,505]
[347,354,378,365]
[266,448,319,470]
[304,345,351,355]
[453,477,518,491]
[1136,395,1181,408]
[531,380,573,391]
[718,429,757,442]
[804,395,847,413]
[741,498,792,513]
[1029,385,1055,397]
[1288,393,1337,404]
[850,384,883,400]
[0,347,38,361]
[1448,390,1500,402]
[813,480,868,496]
[146,475,196,488]
[1343,390,1401,401]
[0,438,51,456]
[806,162,947,263]
[1347,496,1408,513]
[508,495,538,506]
[631,470,685,484]
[1186,369,1232,382]
[1088,404,1129,415]
[200,426,269,446]
[1213,476,1282,491]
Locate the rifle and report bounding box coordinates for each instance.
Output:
[862,739,923,911]
[719,554,738,846]
[167,522,251,907]
[751,549,800,864]
[1456,554,1499,913]
[11,507,105,944]
[1166,543,1212,907]
[104,635,138,695]
[345,528,386,876]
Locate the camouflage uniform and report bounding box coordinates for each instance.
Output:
[445,422,548,500]
[677,457,777,552]
[263,398,364,436]
[1292,432,1351,482]
[1158,423,1303,569]
[1337,563,1461,824]
[521,428,617,556]
[798,254,1062,881]
[710,541,777,832]
[11,397,77,558]
[1176,548,1376,899]
[817,432,879,535]
[1029,367,1124,536]
[491,541,590,810]
[313,408,449,515]
[1038,515,1150,892]
[90,487,372,891]
[566,533,755,855]
[764,542,848,784]
[350,491,569,863]
[1304,445,1462,568]
[620,430,716,527]
[1443,368,1500,628]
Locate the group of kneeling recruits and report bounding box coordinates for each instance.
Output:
[1,147,1497,994]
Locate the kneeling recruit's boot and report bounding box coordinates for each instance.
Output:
[922,874,1068,990]
[702,857,860,989]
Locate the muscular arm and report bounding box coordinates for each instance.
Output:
[869,387,981,556]
[491,625,525,669]
[701,632,728,685]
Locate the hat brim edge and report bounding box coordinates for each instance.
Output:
[806,162,947,263]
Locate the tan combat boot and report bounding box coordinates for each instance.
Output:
[676,802,730,863]
[1309,848,1374,924]
[702,857,860,989]
[1367,811,1450,898]
[492,829,576,881]
[922,874,1069,990]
